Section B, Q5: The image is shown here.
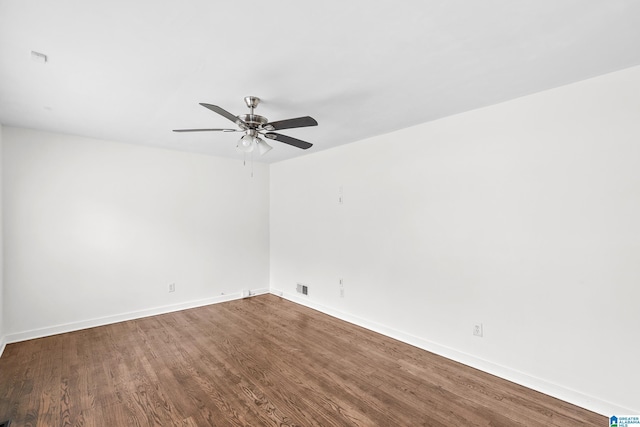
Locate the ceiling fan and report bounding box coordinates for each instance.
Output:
[173,96,318,155]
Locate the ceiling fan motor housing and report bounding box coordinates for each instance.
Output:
[238,114,268,129]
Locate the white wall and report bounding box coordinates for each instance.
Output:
[0,123,5,356]
[3,127,269,340]
[270,65,640,414]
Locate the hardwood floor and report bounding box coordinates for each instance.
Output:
[0,294,605,426]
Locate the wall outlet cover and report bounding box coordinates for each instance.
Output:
[473,323,483,337]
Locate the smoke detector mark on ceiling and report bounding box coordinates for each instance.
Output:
[31,51,47,64]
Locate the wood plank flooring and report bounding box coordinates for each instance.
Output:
[0,294,605,426]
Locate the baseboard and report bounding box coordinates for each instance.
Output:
[245,287,270,297]
[271,289,637,416]
[5,288,269,346]
[0,334,6,359]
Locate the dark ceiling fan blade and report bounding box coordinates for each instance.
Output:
[264,132,313,149]
[264,116,318,131]
[173,128,239,132]
[199,103,248,129]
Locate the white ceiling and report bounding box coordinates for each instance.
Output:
[1,1,640,163]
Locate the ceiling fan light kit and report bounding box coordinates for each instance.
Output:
[256,138,273,155]
[174,96,317,157]
[235,129,273,155]
[237,134,256,153]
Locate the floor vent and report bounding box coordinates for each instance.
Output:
[296,283,308,295]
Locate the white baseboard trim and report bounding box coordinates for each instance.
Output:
[0,334,7,359]
[271,289,637,416]
[246,287,270,297]
[5,288,269,346]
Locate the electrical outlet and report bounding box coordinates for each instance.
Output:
[339,278,344,298]
[169,283,175,293]
[473,323,483,337]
